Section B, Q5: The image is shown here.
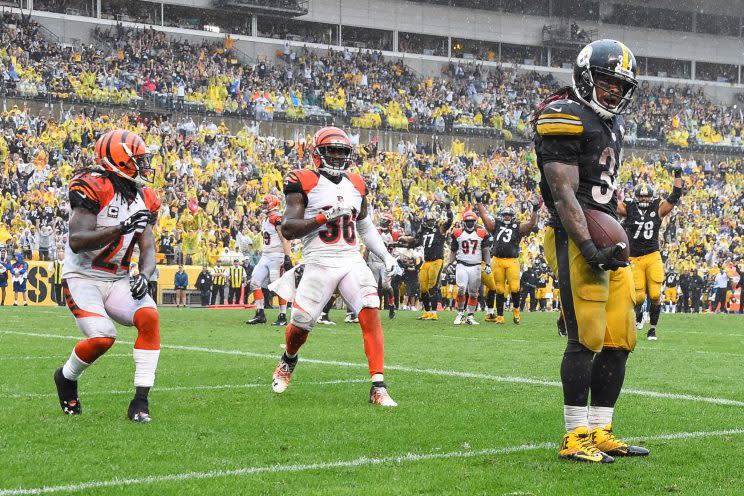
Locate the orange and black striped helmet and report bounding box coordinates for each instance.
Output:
[262,194,280,212]
[310,126,353,176]
[94,129,153,184]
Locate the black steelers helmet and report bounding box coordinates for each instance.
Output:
[500,207,515,222]
[635,184,655,208]
[573,39,638,119]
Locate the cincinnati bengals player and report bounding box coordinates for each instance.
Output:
[449,211,491,325]
[246,194,293,326]
[53,129,161,423]
[365,213,401,320]
[268,126,398,406]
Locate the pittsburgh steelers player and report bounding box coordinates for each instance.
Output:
[534,39,649,463]
[617,173,683,340]
[663,266,679,314]
[474,194,538,324]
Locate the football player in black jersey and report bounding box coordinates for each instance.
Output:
[475,193,538,324]
[617,170,683,340]
[534,39,649,463]
[399,205,453,320]
[663,267,679,314]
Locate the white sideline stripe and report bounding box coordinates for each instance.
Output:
[0,354,130,361]
[2,428,744,495]
[6,379,367,399]
[2,330,743,407]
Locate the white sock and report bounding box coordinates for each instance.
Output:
[564,405,588,432]
[588,406,614,429]
[255,298,265,310]
[279,303,287,313]
[371,373,384,383]
[133,349,160,387]
[466,305,476,314]
[62,351,90,381]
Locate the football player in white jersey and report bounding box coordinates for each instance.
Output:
[268,126,398,406]
[246,194,293,326]
[450,211,491,325]
[53,129,161,423]
[365,212,401,320]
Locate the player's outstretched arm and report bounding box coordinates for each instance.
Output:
[68,207,121,254]
[659,166,684,217]
[519,197,540,234]
[474,200,496,233]
[616,200,627,217]
[137,224,157,279]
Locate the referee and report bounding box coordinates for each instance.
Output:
[48,249,64,306]
[228,259,246,305]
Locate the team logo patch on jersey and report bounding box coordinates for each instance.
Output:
[107,206,120,218]
[650,212,656,218]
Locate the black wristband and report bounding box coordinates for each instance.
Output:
[673,168,682,178]
[667,186,682,205]
[579,239,597,261]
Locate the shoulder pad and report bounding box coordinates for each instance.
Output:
[141,186,161,213]
[345,172,367,196]
[476,228,488,239]
[69,172,114,213]
[452,228,463,238]
[536,99,584,137]
[284,169,319,195]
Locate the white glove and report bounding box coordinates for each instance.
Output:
[319,204,353,223]
[484,264,492,275]
[384,254,398,274]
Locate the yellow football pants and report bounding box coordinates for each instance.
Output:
[544,227,637,353]
[664,287,677,303]
[419,259,444,295]
[490,257,520,295]
[630,251,664,304]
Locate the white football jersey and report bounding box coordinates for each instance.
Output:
[452,227,489,265]
[261,213,284,255]
[63,171,160,281]
[284,169,366,267]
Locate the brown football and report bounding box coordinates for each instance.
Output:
[583,209,630,261]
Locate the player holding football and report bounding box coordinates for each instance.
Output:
[246,194,293,326]
[617,175,683,340]
[534,39,649,462]
[54,129,161,422]
[474,196,538,324]
[449,211,491,325]
[269,126,398,406]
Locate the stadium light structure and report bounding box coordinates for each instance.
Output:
[213,0,309,17]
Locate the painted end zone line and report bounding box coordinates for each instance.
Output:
[2,330,744,408]
[1,428,743,496]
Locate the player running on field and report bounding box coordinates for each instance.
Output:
[53,129,161,423]
[246,194,294,326]
[450,211,491,325]
[267,126,398,406]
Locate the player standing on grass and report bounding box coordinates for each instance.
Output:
[53,129,161,423]
[268,126,398,406]
[534,39,649,462]
[450,211,491,325]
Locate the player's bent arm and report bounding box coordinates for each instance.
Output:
[616,201,627,218]
[543,162,592,246]
[658,175,683,218]
[137,224,157,279]
[440,208,454,234]
[279,192,318,240]
[68,207,121,254]
[475,202,495,233]
[357,200,392,262]
[519,209,538,235]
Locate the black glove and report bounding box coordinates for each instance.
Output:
[120,210,153,234]
[579,240,629,272]
[671,164,683,178]
[283,255,293,272]
[474,189,489,205]
[530,195,541,210]
[130,273,149,300]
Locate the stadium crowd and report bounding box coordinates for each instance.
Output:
[2,14,744,148]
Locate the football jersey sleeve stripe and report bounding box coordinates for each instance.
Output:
[539,112,581,121]
[536,123,585,136]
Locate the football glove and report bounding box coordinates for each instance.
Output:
[579,240,629,272]
[473,189,486,204]
[283,255,293,272]
[316,204,352,225]
[130,273,150,300]
[120,210,153,234]
[671,164,683,178]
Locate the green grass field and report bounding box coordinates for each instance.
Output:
[1,306,743,495]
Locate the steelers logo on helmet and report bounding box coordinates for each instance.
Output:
[310,126,353,177]
[94,129,154,185]
[462,210,477,232]
[572,39,638,120]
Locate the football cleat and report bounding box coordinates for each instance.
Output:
[54,367,81,415]
[466,314,479,325]
[453,312,464,325]
[272,313,288,326]
[495,316,505,325]
[272,356,297,393]
[647,328,657,341]
[369,383,397,407]
[559,426,614,463]
[246,310,267,325]
[557,315,567,337]
[484,313,497,322]
[513,309,520,324]
[388,306,396,320]
[636,321,644,331]
[591,423,650,457]
[317,314,336,325]
[344,313,359,323]
[127,398,151,423]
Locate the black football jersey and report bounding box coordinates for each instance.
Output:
[416,226,448,261]
[490,219,522,258]
[534,96,625,227]
[624,198,663,256]
[665,272,678,287]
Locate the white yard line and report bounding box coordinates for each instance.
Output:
[2,330,743,407]
[0,354,130,361]
[1,428,743,495]
[5,378,368,399]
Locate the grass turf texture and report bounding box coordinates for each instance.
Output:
[0,307,743,495]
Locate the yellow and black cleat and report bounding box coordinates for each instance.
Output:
[428,312,439,321]
[484,314,498,322]
[591,423,650,457]
[417,312,431,320]
[559,426,614,463]
[512,309,520,324]
[495,316,505,325]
